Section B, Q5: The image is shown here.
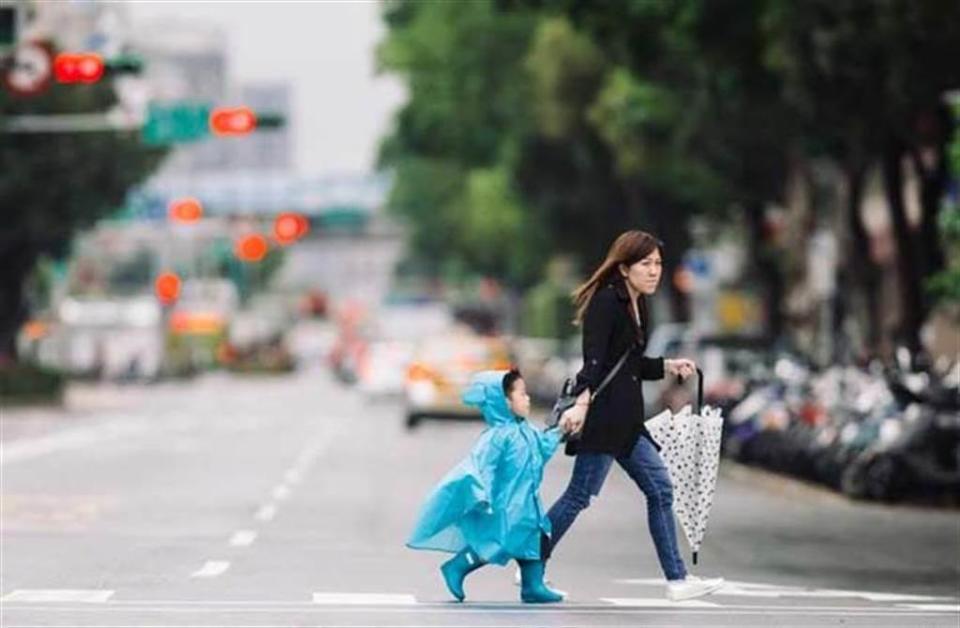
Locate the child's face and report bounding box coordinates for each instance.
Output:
[507,378,531,418]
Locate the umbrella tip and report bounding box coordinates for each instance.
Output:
[693,551,698,565]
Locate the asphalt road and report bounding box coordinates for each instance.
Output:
[2,356,957,627]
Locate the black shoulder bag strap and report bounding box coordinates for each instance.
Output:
[589,346,633,402]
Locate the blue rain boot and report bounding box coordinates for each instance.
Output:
[518,559,565,603]
[440,549,484,602]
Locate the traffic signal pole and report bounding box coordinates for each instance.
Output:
[1,111,141,133]
[1,109,284,135]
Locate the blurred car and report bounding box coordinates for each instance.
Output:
[220,294,298,373]
[356,302,454,398]
[167,279,239,374]
[50,295,164,381]
[404,331,513,428]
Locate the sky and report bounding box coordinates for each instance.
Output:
[127,0,407,177]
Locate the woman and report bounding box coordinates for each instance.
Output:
[551,230,724,601]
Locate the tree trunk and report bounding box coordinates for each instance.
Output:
[840,165,883,359]
[908,103,952,282]
[745,200,783,340]
[0,241,36,365]
[882,139,925,357]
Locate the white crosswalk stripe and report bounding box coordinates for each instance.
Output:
[603,597,722,608]
[312,592,418,605]
[0,589,114,603]
[190,561,230,578]
[613,578,958,603]
[2,587,957,616]
[899,604,960,612]
[228,530,258,546]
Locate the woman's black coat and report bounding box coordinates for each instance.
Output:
[567,279,666,457]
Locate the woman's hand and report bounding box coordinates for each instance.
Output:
[664,358,696,380]
[559,389,590,434]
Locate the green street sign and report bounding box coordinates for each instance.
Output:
[142,102,211,145]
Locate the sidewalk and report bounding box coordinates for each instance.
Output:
[1,381,162,443]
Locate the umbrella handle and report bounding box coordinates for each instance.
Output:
[678,367,705,414]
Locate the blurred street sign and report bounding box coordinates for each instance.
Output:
[685,251,711,277]
[3,41,52,96]
[106,54,144,76]
[142,102,210,145]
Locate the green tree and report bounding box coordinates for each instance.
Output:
[766,0,960,355]
[518,1,791,331]
[377,0,543,286]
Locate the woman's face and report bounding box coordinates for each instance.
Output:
[621,249,663,295]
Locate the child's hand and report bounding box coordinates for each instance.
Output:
[560,404,587,434]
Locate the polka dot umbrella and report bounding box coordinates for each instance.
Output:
[646,368,724,565]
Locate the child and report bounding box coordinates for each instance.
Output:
[406,368,568,603]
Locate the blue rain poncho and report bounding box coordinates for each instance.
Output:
[406,370,563,565]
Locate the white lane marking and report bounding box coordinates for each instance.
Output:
[272,485,291,501]
[603,597,721,608]
[0,590,114,603]
[898,604,960,612]
[254,504,277,522]
[616,578,956,603]
[228,530,257,547]
[190,561,230,578]
[312,593,418,605]
[854,592,953,603]
[619,577,777,588]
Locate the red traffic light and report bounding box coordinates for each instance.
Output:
[210,106,257,136]
[235,233,269,262]
[168,198,203,223]
[273,212,309,245]
[54,52,104,84]
[154,271,182,305]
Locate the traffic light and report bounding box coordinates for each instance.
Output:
[53,52,104,84]
[154,271,182,305]
[235,234,268,262]
[210,106,256,136]
[168,197,203,223]
[255,112,285,129]
[273,212,309,245]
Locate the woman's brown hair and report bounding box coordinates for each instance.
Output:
[572,230,664,325]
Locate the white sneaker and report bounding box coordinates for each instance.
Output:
[666,575,725,601]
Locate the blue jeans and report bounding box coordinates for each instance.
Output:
[545,436,688,581]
